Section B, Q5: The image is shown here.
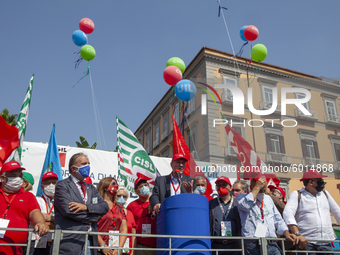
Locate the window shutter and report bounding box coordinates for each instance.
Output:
[266,134,272,152]
[279,136,286,154]
[301,139,308,158]
[313,141,320,159]
[334,144,340,161]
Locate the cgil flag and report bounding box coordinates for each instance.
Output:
[36,124,63,197]
[6,74,34,164]
[116,116,159,194]
[171,115,213,196]
[0,116,20,167]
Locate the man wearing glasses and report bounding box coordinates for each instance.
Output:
[127,178,157,255]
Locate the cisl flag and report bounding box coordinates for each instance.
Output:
[0,116,19,167]
[116,116,159,193]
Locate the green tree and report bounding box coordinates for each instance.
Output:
[113,145,119,152]
[0,108,18,126]
[75,136,97,149]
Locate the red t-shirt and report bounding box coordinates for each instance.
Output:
[0,187,40,255]
[124,209,136,254]
[127,199,156,247]
[98,204,127,245]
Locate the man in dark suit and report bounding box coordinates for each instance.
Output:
[150,153,196,214]
[54,153,109,255]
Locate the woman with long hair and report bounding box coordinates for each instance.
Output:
[97,177,128,255]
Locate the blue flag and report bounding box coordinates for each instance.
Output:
[36,124,63,197]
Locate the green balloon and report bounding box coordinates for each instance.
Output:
[80,45,96,61]
[251,44,267,62]
[166,57,185,74]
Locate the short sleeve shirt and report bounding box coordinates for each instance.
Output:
[125,209,137,254]
[127,199,156,247]
[98,204,127,245]
[0,187,40,255]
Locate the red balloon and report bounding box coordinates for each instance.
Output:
[79,18,95,34]
[163,66,182,86]
[244,25,259,41]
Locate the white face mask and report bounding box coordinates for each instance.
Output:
[5,176,23,192]
[44,184,56,197]
[257,193,265,202]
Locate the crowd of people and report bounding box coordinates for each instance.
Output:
[0,152,339,255]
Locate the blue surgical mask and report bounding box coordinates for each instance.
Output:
[140,186,150,196]
[117,197,126,205]
[74,164,90,178]
[195,186,206,194]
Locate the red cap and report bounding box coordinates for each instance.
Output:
[215,176,231,186]
[268,185,286,200]
[84,177,92,184]
[0,161,25,175]
[300,169,327,181]
[41,172,58,182]
[172,153,188,162]
[134,177,147,189]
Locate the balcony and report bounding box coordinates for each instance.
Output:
[225,146,238,158]
[302,157,325,167]
[295,109,318,122]
[222,93,233,105]
[266,152,291,165]
[161,130,168,141]
[261,101,281,114]
[153,139,159,149]
[325,114,340,127]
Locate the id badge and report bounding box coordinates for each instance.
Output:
[108,230,119,247]
[0,219,9,238]
[123,237,130,253]
[254,222,267,237]
[92,197,98,204]
[34,234,47,248]
[142,224,151,236]
[221,221,232,237]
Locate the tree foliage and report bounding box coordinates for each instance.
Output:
[0,108,18,126]
[75,136,97,149]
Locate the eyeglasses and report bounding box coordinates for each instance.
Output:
[116,194,128,199]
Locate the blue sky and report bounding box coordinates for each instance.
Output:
[1,0,339,151]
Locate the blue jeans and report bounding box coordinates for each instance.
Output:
[244,240,281,255]
[81,239,92,255]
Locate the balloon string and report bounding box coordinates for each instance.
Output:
[247,63,261,84]
[169,86,176,103]
[247,42,253,67]
[217,0,228,17]
[72,62,90,88]
[74,52,83,69]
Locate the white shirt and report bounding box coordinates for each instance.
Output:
[283,187,340,242]
[170,174,181,196]
[36,194,54,240]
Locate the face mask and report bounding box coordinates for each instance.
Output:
[140,186,150,197]
[74,164,90,178]
[116,197,126,205]
[315,179,326,192]
[257,193,265,202]
[195,186,206,194]
[233,191,242,197]
[5,176,23,192]
[44,184,56,197]
[217,186,229,197]
[108,184,118,196]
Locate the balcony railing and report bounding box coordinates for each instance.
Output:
[295,109,318,121]
[261,101,281,112]
[266,152,291,164]
[302,157,326,167]
[325,114,340,125]
[222,93,233,104]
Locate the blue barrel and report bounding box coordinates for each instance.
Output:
[157,193,211,255]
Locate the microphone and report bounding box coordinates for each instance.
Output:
[175,169,182,189]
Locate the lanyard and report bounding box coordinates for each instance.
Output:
[170,176,180,194]
[257,201,264,220]
[218,197,233,221]
[42,196,54,215]
[112,206,117,230]
[1,193,17,219]
[138,200,152,224]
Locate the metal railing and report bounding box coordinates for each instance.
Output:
[1,227,340,255]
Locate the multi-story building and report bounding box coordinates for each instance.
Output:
[134,46,340,203]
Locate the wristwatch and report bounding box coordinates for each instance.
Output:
[101,243,106,248]
[294,231,301,236]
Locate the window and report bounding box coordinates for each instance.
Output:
[154,122,160,145]
[297,94,309,110]
[146,132,151,153]
[334,143,340,162]
[162,112,169,140]
[265,134,286,162]
[263,87,273,108]
[173,102,179,125]
[326,100,337,122]
[187,95,196,115]
[224,117,246,157]
[301,139,320,165]
[222,77,238,102]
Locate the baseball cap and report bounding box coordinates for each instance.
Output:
[41,172,58,182]
[215,176,232,186]
[0,161,26,175]
[134,177,147,189]
[84,177,92,184]
[268,185,286,200]
[300,169,327,182]
[22,172,34,185]
[172,153,188,162]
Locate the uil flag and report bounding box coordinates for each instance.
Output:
[36,124,63,197]
[0,116,20,167]
[116,116,159,193]
[221,113,266,179]
[6,74,34,163]
[171,115,213,196]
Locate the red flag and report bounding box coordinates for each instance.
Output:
[171,115,213,196]
[0,116,19,167]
